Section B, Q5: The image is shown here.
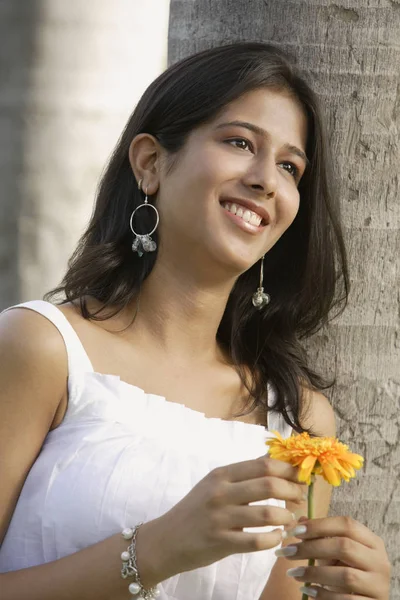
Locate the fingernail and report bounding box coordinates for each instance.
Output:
[302,491,308,500]
[274,545,298,557]
[286,566,305,577]
[291,512,297,521]
[282,525,307,540]
[293,524,308,536]
[299,586,318,598]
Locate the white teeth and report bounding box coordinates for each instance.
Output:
[249,212,262,226]
[221,201,263,227]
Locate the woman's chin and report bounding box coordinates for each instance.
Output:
[210,244,262,276]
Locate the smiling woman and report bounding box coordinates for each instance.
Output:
[0,42,390,600]
[128,87,307,275]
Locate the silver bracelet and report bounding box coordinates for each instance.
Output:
[120,523,160,599]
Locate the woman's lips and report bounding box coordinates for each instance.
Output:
[219,197,270,226]
[220,201,263,226]
[220,202,267,235]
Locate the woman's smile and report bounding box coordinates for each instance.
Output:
[152,87,308,272]
[219,201,268,236]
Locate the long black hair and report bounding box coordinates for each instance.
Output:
[45,42,349,434]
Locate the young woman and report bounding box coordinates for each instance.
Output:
[0,42,391,600]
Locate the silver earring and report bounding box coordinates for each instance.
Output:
[129,183,159,257]
[252,255,270,309]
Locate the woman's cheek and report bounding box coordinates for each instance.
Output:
[277,190,300,229]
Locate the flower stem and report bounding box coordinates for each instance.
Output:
[301,477,315,600]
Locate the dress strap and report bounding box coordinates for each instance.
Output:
[2,300,94,377]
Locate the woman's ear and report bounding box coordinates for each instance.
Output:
[128,133,161,195]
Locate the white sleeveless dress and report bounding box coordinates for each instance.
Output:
[0,300,293,599]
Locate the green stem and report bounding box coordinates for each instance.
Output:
[301,476,315,600]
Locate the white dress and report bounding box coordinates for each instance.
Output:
[0,300,293,600]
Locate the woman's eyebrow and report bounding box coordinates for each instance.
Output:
[215,120,309,168]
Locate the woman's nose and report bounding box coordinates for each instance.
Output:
[245,156,278,198]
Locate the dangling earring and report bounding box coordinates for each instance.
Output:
[130,179,159,257]
[252,255,270,309]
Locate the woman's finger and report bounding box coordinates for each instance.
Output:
[222,454,307,485]
[287,564,375,597]
[299,585,366,599]
[225,528,285,553]
[228,475,306,505]
[226,504,294,529]
[277,536,376,571]
[288,516,380,550]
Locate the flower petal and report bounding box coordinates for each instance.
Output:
[301,455,318,471]
[321,463,342,486]
[298,455,317,484]
[345,453,364,468]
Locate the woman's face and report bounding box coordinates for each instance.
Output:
[156,87,308,274]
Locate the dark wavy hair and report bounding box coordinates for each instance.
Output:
[45,42,349,435]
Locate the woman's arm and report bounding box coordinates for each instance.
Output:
[0,309,168,599]
[0,308,68,546]
[0,520,168,600]
[260,390,336,600]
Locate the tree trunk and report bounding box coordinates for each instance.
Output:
[0,0,170,309]
[168,2,400,597]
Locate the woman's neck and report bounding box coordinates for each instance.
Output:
[126,258,237,365]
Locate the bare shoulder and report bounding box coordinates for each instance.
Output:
[0,306,68,544]
[0,304,67,356]
[0,306,68,413]
[297,387,337,438]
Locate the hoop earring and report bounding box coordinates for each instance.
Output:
[129,185,159,257]
[252,255,270,309]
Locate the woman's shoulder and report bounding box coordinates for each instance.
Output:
[0,302,69,430]
[56,296,135,333]
[0,301,68,355]
[298,386,337,438]
[0,302,68,391]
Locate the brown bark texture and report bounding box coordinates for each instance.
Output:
[168,1,400,597]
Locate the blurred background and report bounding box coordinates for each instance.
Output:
[1,0,399,596]
[0,0,170,306]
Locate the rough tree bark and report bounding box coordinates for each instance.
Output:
[168,1,400,597]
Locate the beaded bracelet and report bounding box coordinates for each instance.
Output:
[121,524,160,599]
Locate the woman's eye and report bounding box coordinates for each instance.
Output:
[226,137,254,152]
[281,162,299,179]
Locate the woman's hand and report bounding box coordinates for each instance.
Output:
[278,515,391,599]
[139,454,307,583]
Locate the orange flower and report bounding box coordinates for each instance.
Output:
[267,431,364,600]
[265,430,364,487]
